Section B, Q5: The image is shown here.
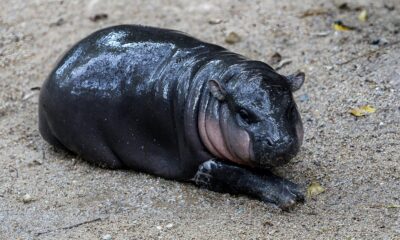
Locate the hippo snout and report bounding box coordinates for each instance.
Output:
[254,139,300,167]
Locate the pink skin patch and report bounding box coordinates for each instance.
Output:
[226,123,251,162]
[198,112,253,166]
[219,106,252,165]
[198,112,223,159]
[201,112,237,161]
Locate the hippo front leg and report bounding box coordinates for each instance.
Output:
[192,160,304,210]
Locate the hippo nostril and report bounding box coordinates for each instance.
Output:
[265,138,274,147]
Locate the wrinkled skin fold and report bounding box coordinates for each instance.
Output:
[39,25,306,209]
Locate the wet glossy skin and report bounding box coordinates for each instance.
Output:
[39,25,303,181]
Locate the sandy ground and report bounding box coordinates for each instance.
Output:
[1,0,399,239]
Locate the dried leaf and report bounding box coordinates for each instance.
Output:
[358,9,368,22]
[360,105,376,113]
[307,181,325,197]
[350,105,376,117]
[386,204,400,209]
[333,21,355,31]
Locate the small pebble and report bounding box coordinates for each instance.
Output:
[208,18,222,25]
[225,32,240,44]
[299,94,310,102]
[166,223,174,229]
[102,234,112,240]
[90,13,108,22]
[50,18,65,27]
[371,38,388,46]
[312,31,331,37]
[22,194,34,203]
[325,65,334,71]
[156,226,162,230]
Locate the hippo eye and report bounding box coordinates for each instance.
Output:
[237,108,252,124]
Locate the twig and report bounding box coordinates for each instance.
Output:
[337,40,400,65]
[42,147,46,161]
[275,59,293,70]
[22,92,37,101]
[34,217,103,236]
[9,166,18,178]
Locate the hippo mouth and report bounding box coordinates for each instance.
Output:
[252,143,300,168]
[256,154,294,168]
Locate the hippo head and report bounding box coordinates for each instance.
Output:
[198,68,305,168]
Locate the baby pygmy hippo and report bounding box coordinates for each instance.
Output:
[39,25,306,209]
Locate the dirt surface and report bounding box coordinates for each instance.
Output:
[1,0,399,239]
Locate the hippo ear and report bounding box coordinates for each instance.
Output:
[208,80,226,101]
[286,71,305,92]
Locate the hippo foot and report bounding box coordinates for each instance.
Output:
[192,159,222,187]
[259,174,305,210]
[192,159,304,210]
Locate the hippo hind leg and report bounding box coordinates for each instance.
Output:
[39,113,69,151]
[78,142,124,169]
[39,114,123,169]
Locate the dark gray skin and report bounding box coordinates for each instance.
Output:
[39,25,306,210]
